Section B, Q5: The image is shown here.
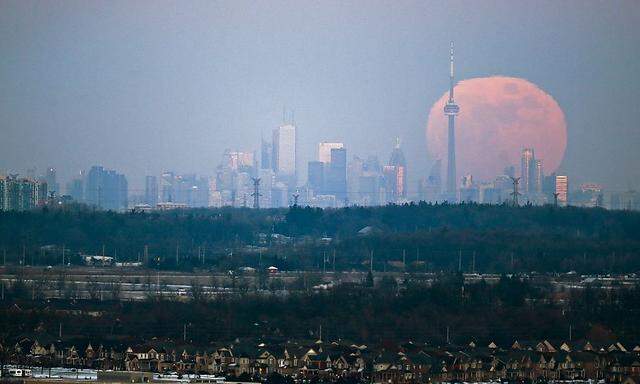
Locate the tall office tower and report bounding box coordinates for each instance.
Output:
[307,161,325,194]
[272,124,296,179]
[535,159,544,194]
[388,138,407,199]
[520,148,536,194]
[444,42,461,197]
[318,142,344,163]
[144,176,158,207]
[326,148,347,202]
[347,156,365,204]
[45,167,59,195]
[160,171,175,202]
[261,137,272,170]
[555,175,569,206]
[85,166,128,211]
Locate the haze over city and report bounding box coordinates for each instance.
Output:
[2,2,640,384]
[1,0,639,196]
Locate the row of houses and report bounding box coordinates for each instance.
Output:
[2,338,640,383]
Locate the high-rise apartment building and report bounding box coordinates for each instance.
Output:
[0,175,47,211]
[555,175,569,206]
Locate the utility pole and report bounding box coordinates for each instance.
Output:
[369,250,374,273]
[176,242,179,266]
[472,251,476,273]
[333,249,336,272]
[402,249,406,269]
[323,251,327,274]
[144,245,149,265]
[569,324,572,341]
[446,326,450,344]
[59,323,62,339]
[183,323,187,342]
[458,250,462,272]
[251,177,261,209]
[2,247,5,266]
[62,244,65,266]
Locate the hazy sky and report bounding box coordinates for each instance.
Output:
[1,0,639,193]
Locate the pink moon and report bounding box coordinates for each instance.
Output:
[426,76,567,182]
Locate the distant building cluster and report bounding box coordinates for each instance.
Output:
[63,166,129,211]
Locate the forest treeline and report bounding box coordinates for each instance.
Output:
[1,202,639,273]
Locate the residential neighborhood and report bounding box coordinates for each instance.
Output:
[2,337,640,383]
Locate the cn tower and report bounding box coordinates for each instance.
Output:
[444,42,460,198]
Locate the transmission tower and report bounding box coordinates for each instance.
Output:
[553,192,560,208]
[251,177,261,209]
[510,177,521,206]
[292,193,300,207]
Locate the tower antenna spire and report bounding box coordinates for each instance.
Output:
[449,41,455,101]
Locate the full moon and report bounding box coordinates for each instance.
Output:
[426,76,567,182]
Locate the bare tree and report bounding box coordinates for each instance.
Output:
[106,279,121,300]
[86,276,102,300]
[190,279,205,303]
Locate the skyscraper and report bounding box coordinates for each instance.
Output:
[318,142,344,163]
[444,42,460,198]
[387,138,407,200]
[272,124,296,179]
[144,176,158,207]
[521,148,536,195]
[307,161,324,194]
[45,167,59,196]
[260,137,272,170]
[535,159,544,194]
[555,175,568,206]
[85,166,128,211]
[326,148,347,202]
